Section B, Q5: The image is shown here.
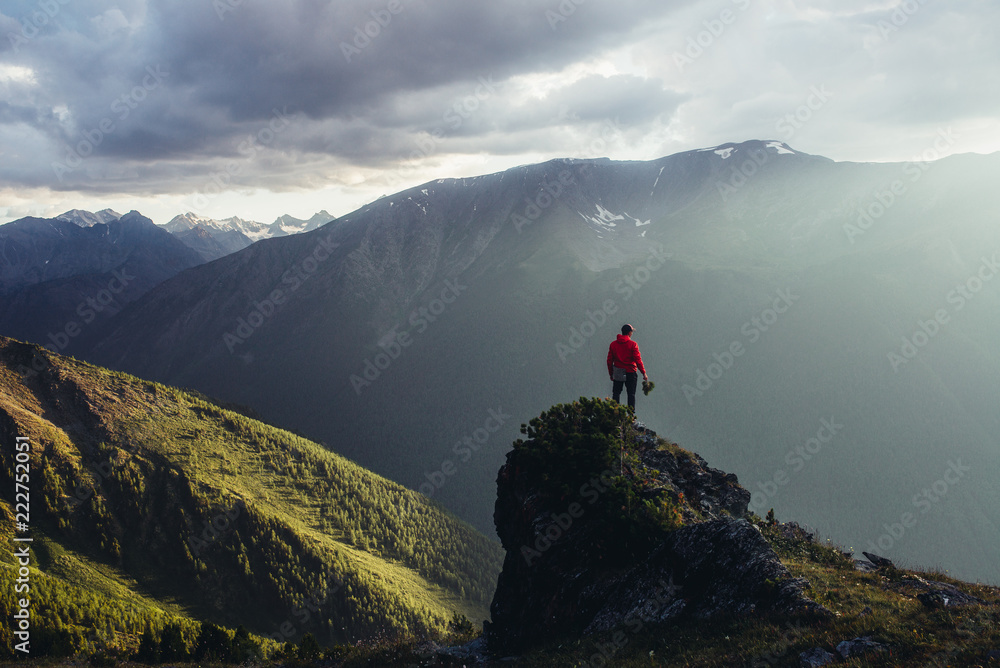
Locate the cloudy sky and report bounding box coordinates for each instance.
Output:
[1,0,998,225]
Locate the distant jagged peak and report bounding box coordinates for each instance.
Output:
[56,208,123,227]
[270,209,336,236]
[117,209,157,226]
[163,211,265,234]
[272,209,334,226]
[163,210,333,241]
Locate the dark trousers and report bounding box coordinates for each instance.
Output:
[613,372,638,410]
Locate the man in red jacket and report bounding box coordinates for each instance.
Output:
[607,324,648,410]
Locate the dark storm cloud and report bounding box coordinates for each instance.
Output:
[0,0,693,194]
[1,0,996,205]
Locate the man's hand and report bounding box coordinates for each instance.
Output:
[643,374,648,381]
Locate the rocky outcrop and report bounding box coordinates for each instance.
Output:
[485,421,827,654]
[856,552,990,609]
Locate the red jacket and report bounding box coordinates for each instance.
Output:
[607,334,646,377]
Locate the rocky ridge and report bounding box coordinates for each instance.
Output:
[485,408,828,655]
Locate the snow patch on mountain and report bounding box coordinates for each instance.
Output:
[766,141,795,155]
[651,166,665,196]
[579,205,650,231]
[57,209,123,227]
[271,210,334,236]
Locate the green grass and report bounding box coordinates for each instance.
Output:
[0,337,503,660]
[487,517,1000,667]
[332,443,1000,667]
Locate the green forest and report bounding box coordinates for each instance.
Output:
[0,337,502,661]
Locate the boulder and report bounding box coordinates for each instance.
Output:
[799,647,837,667]
[836,635,888,659]
[861,551,895,569]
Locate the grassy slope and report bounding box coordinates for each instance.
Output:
[0,337,502,655]
[345,433,1000,667]
[498,519,1000,667]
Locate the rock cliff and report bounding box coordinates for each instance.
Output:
[485,398,827,654]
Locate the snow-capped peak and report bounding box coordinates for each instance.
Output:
[269,210,334,237]
[163,213,272,241]
[56,208,123,227]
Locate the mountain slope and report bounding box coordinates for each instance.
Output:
[0,211,205,354]
[83,140,1000,585]
[172,223,255,262]
[0,337,502,648]
[331,400,1000,668]
[477,399,1000,666]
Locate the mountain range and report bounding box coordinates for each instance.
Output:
[0,207,336,351]
[0,211,204,355]
[46,207,336,263]
[4,139,1000,587]
[162,210,336,261]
